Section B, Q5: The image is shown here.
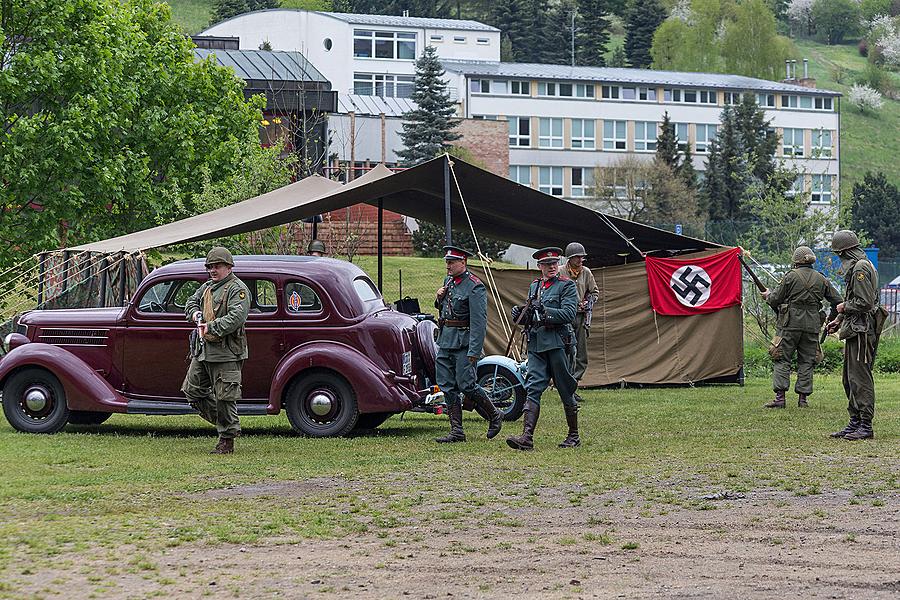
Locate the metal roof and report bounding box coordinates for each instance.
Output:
[337,94,416,117]
[319,11,498,31]
[442,60,841,96]
[194,48,329,84]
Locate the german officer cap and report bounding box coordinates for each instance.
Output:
[533,247,563,264]
[443,245,473,260]
[205,246,234,267]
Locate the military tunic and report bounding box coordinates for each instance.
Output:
[565,263,600,382]
[181,273,251,439]
[766,264,842,395]
[837,253,880,422]
[434,270,488,407]
[523,275,579,407]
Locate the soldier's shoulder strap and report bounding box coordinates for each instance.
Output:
[468,273,482,286]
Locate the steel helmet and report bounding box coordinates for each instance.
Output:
[307,239,327,254]
[830,230,860,253]
[565,242,587,258]
[792,246,816,265]
[205,246,234,267]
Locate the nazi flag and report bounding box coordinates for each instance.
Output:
[645,247,742,316]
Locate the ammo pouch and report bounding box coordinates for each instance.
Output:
[776,304,789,329]
[873,305,889,337]
[768,335,783,360]
[840,313,870,340]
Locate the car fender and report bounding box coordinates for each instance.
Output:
[269,341,413,414]
[477,355,527,386]
[0,343,127,412]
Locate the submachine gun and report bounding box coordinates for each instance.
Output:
[504,285,543,357]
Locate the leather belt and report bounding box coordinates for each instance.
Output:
[443,319,470,328]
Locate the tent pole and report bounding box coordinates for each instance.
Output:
[443,154,452,245]
[377,198,383,292]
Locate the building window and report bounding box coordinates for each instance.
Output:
[638,87,656,101]
[538,82,556,96]
[665,88,716,104]
[559,83,573,97]
[601,85,620,99]
[476,37,490,44]
[508,116,530,147]
[353,30,416,59]
[675,122,689,151]
[453,36,466,43]
[539,166,563,196]
[511,80,530,95]
[813,129,832,158]
[814,96,833,110]
[491,80,508,94]
[634,121,658,152]
[782,128,804,157]
[571,119,595,149]
[571,167,594,197]
[430,34,443,42]
[354,73,415,97]
[575,83,594,98]
[723,92,742,105]
[472,115,498,120]
[538,117,563,148]
[510,165,531,185]
[603,120,626,150]
[782,94,813,109]
[786,175,803,197]
[470,79,490,93]
[756,93,776,107]
[811,174,832,203]
[622,87,637,100]
[695,124,717,153]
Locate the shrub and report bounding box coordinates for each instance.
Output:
[875,340,900,373]
[859,38,869,57]
[849,83,885,112]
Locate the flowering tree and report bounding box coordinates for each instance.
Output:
[848,84,885,112]
[786,0,815,36]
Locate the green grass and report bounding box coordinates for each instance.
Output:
[795,39,900,195]
[0,374,897,588]
[165,0,214,34]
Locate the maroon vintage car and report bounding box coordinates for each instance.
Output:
[0,256,441,437]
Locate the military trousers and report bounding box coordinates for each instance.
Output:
[526,347,578,408]
[772,329,819,395]
[843,333,879,422]
[436,348,487,408]
[181,359,243,438]
[569,313,589,382]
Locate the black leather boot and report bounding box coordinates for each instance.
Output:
[472,391,503,439]
[506,401,539,451]
[558,404,580,448]
[764,390,786,408]
[843,418,874,441]
[798,394,809,408]
[435,402,466,443]
[829,417,860,438]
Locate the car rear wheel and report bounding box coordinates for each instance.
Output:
[285,371,359,437]
[353,412,392,430]
[2,368,70,433]
[67,411,112,426]
[477,363,526,422]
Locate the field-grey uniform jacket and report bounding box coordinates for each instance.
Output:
[435,271,487,357]
[526,276,578,353]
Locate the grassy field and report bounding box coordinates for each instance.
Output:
[0,375,897,596]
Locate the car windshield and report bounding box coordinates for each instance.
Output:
[353,276,386,312]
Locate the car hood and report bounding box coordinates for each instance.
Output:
[20,307,126,328]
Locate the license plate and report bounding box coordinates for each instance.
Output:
[402,351,412,375]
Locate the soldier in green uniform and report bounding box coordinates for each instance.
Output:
[761,246,841,408]
[562,242,600,394]
[182,247,251,454]
[434,246,502,443]
[507,247,580,451]
[826,230,882,440]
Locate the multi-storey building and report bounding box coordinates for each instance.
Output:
[200,9,841,207]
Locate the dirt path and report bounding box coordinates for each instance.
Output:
[9,482,900,599]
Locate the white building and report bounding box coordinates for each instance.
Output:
[200,10,841,206]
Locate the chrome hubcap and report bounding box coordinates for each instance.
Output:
[309,390,334,417]
[24,385,50,412]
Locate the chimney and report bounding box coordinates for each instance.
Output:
[402,9,409,17]
[785,60,791,80]
[803,58,809,79]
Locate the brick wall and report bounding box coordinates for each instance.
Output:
[456,119,509,177]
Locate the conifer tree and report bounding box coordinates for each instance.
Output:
[734,94,778,184]
[397,46,460,167]
[656,112,679,169]
[624,0,666,68]
[678,142,698,190]
[703,105,751,224]
[491,0,526,61]
[575,0,610,66]
[608,45,627,67]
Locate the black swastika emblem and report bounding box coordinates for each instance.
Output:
[669,265,712,307]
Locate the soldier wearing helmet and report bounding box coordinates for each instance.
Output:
[307,239,327,257]
[561,242,599,396]
[825,230,882,440]
[760,246,841,409]
[181,246,251,454]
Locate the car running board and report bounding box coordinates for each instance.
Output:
[126,400,269,416]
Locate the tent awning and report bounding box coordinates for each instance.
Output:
[72,156,719,264]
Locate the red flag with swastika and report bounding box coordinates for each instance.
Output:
[645,247,742,315]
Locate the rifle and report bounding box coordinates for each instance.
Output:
[503,284,541,357]
[188,313,205,358]
[738,255,767,293]
[583,294,595,331]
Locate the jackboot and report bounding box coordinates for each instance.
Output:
[435,402,466,443]
[829,417,860,438]
[843,419,874,441]
[764,390,786,409]
[211,437,234,454]
[798,394,809,408]
[472,393,503,439]
[558,404,580,448]
[506,400,539,451]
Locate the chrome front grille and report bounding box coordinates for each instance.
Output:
[38,328,109,347]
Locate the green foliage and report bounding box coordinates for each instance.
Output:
[851,171,900,257]
[859,0,893,23]
[875,341,900,373]
[397,46,460,166]
[0,0,263,269]
[656,112,680,168]
[722,0,798,80]
[748,338,900,374]
[490,0,527,61]
[576,0,612,66]
[167,0,215,33]
[412,222,508,259]
[811,0,861,44]
[608,44,628,66]
[212,0,279,25]
[624,0,666,68]
[855,62,896,95]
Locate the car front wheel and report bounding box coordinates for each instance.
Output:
[285,371,359,437]
[2,368,70,433]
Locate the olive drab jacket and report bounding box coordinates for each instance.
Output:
[185,273,251,362]
[435,271,487,357]
[766,265,842,334]
[526,275,578,353]
[838,256,879,340]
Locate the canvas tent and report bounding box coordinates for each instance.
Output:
[69,155,742,385]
